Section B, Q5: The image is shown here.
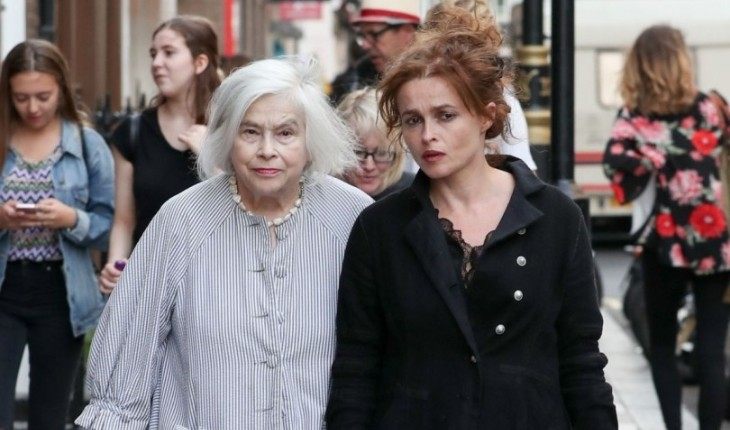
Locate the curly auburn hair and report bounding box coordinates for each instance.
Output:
[620,25,697,116]
[378,5,511,144]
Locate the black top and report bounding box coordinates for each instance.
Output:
[329,55,379,106]
[111,107,199,243]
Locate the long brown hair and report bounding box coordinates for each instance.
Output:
[620,25,697,116]
[0,39,83,166]
[150,15,221,124]
[378,6,511,144]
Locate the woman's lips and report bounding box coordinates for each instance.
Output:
[422,150,445,162]
[357,175,379,184]
[253,168,281,177]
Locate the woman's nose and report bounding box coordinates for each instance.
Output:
[360,156,377,171]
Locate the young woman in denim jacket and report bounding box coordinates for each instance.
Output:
[0,39,114,429]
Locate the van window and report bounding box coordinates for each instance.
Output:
[597,50,625,108]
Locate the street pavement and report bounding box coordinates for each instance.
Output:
[597,247,730,429]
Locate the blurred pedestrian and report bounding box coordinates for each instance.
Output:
[0,39,114,429]
[76,57,372,429]
[99,15,221,294]
[338,87,414,199]
[327,7,617,429]
[603,25,730,430]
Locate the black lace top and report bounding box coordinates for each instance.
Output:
[437,210,494,284]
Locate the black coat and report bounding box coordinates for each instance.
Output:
[326,157,617,430]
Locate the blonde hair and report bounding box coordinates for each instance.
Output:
[620,25,697,116]
[337,88,406,193]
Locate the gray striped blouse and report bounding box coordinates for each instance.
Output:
[76,174,373,430]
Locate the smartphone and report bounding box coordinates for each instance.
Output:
[15,203,38,214]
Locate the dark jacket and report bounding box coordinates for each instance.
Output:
[330,55,379,105]
[326,157,617,430]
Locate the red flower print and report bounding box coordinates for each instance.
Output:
[700,99,721,127]
[610,143,624,155]
[689,203,727,238]
[676,226,687,239]
[632,117,670,143]
[611,119,636,139]
[638,144,666,169]
[655,213,676,237]
[698,256,716,272]
[670,243,688,266]
[681,116,696,129]
[668,170,704,205]
[611,183,625,204]
[633,165,648,176]
[692,130,718,155]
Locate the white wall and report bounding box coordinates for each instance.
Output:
[122,0,177,107]
[0,0,26,59]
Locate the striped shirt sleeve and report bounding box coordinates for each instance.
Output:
[76,199,187,429]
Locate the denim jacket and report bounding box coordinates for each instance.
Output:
[0,121,114,336]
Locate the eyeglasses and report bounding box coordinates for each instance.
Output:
[354,24,402,47]
[354,148,396,164]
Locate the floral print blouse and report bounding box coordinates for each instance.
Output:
[603,93,730,275]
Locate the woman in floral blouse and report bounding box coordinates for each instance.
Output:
[603,25,730,430]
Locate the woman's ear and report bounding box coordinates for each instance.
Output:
[480,102,497,134]
[194,54,210,75]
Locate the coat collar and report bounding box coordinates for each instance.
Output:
[402,156,545,355]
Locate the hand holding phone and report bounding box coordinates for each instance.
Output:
[15,203,38,214]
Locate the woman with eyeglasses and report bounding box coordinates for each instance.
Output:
[338,88,415,200]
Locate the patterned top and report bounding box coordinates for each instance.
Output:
[602,92,730,275]
[0,145,63,261]
[76,174,373,430]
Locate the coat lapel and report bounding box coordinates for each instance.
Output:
[403,175,480,355]
[401,157,546,355]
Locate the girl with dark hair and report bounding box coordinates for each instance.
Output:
[603,25,730,430]
[0,39,114,428]
[327,6,616,429]
[99,15,221,293]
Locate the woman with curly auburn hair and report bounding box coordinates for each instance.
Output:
[327,6,617,429]
[603,25,730,430]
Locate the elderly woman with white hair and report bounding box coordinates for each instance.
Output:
[75,57,373,429]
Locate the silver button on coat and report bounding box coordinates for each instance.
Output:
[516,256,527,266]
[495,324,506,335]
[514,290,523,301]
[517,228,527,235]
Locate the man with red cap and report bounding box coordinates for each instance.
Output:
[330,0,421,104]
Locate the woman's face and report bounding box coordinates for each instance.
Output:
[9,71,61,131]
[346,129,394,196]
[397,76,493,181]
[150,28,198,99]
[230,94,309,201]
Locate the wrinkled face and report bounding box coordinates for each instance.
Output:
[10,71,61,131]
[345,129,395,196]
[150,28,198,99]
[230,94,309,201]
[397,76,493,180]
[356,22,415,73]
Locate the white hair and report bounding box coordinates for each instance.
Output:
[198,57,358,179]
